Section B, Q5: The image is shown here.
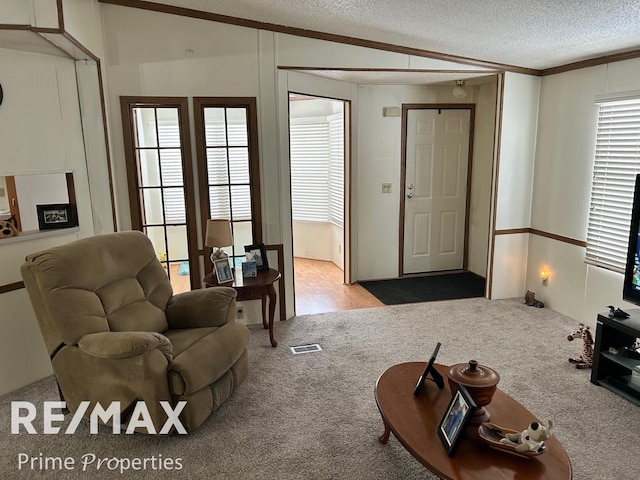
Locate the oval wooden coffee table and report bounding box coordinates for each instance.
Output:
[375,362,572,480]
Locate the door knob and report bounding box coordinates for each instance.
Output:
[407,192,414,198]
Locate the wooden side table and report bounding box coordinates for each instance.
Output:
[204,267,281,347]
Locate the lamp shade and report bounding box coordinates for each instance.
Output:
[205,219,233,248]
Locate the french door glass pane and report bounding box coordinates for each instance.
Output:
[135,108,157,147]
[229,148,250,183]
[145,226,167,261]
[204,108,226,146]
[210,186,231,218]
[207,149,228,184]
[163,188,186,223]
[167,261,190,294]
[166,225,188,260]
[233,221,253,257]
[142,188,163,224]
[159,149,183,186]
[139,150,160,187]
[226,108,248,146]
[157,109,180,147]
[231,185,251,220]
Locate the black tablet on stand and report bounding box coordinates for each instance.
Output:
[413,342,444,395]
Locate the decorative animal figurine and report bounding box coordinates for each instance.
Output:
[500,420,553,453]
[525,290,545,308]
[567,323,594,369]
[0,215,19,239]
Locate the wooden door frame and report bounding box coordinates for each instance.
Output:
[287,92,352,285]
[398,103,476,277]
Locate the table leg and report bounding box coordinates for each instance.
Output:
[267,283,278,347]
[261,294,268,329]
[378,419,391,444]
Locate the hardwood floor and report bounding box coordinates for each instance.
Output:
[294,257,384,315]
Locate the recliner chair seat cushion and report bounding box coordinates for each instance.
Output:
[165,322,250,396]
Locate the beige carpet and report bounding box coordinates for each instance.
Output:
[1,298,638,479]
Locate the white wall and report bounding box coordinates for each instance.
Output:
[491,72,540,298]
[0,48,97,395]
[356,83,496,280]
[526,57,640,325]
[14,173,69,231]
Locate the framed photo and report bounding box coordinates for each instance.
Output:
[36,204,77,230]
[242,260,258,278]
[244,243,269,271]
[437,385,476,457]
[413,342,444,396]
[213,257,234,284]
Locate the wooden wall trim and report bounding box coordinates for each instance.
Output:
[98,0,539,75]
[541,49,640,76]
[529,228,587,248]
[0,281,25,294]
[494,227,587,248]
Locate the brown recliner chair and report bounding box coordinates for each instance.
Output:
[21,230,250,433]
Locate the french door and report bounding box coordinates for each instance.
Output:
[121,97,198,292]
[121,96,263,291]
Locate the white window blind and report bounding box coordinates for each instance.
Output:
[290,118,331,222]
[290,115,344,225]
[205,119,252,221]
[586,98,640,272]
[158,123,185,223]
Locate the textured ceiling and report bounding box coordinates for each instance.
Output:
[142,0,640,71]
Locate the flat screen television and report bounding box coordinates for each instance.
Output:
[623,173,640,306]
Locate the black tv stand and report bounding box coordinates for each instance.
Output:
[591,309,640,406]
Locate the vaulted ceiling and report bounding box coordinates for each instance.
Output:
[137,0,640,71]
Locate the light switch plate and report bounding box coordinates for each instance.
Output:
[382,183,392,193]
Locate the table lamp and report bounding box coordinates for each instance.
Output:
[205,219,233,263]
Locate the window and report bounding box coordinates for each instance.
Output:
[120,97,198,292]
[193,98,262,269]
[289,112,344,227]
[586,97,640,272]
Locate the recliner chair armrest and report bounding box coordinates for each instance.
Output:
[78,331,173,362]
[166,287,237,329]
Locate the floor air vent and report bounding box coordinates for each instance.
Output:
[290,344,322,355]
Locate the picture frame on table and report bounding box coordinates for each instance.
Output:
[244,243,269,271]
[36,204,77,230]
[437,384,476,457]
[413,342,444,396]
[213,257,234,284]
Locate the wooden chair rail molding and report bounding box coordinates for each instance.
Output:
[495,228,587,248]
[0,281,25,294]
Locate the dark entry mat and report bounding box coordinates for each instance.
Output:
[359,272,485,305]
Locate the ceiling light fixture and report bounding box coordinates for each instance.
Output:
[452,80,467,99]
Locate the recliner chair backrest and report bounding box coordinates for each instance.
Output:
[21,231,173,356]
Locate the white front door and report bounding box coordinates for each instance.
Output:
[403,108,471,274]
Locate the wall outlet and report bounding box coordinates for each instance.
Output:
[236,306,244,320]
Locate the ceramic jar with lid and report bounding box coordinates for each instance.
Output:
[447,360,500,423]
